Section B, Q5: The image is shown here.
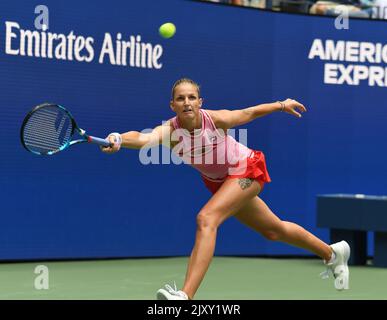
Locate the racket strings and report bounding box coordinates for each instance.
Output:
[22,106,73,154]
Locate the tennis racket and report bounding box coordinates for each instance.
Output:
[20,103,113,156]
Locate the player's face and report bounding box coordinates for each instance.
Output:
[170,83,202,120]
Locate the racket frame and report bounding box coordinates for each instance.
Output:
[20,103,111,155]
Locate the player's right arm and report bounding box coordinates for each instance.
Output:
[101,121,173,153]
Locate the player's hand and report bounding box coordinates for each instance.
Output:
[100,133,122,153]
[281,99,307,118]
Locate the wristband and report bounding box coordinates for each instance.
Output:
[109,132,122,145]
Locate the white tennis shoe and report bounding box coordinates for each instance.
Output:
[156,282,189,300]
[320,240,350,290]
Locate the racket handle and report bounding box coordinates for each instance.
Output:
[87,135,112,147]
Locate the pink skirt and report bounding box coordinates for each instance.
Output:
[201,150,271,194]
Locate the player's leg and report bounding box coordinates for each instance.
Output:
[234,196,332,260]
[234,196,350,290]
[181,178,261,299]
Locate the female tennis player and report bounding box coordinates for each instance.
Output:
[101,78,350,299]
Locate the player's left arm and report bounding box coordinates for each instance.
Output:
[207,99,307,130]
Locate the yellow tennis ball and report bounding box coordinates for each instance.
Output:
[159,22,176,39]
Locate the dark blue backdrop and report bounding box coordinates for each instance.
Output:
[0,0,386,260]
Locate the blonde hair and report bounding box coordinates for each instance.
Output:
[171,78,201,100]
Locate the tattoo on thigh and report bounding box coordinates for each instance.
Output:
[238,178,253,190]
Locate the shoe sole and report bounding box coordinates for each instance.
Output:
[156,289,168,300]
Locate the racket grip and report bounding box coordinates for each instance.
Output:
[87,135,112,147]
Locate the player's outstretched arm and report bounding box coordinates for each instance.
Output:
[208,99,307,130]
[101,121,172,153]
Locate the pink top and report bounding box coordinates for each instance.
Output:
[171,109,252,181]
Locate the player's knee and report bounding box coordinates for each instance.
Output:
[196,211,218,231]
[261,224,286,241]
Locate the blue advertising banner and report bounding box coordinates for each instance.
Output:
[0,0,386,259]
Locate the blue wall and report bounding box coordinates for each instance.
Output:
[0,0,386,260]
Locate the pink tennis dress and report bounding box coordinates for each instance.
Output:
[171,109,271,194]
